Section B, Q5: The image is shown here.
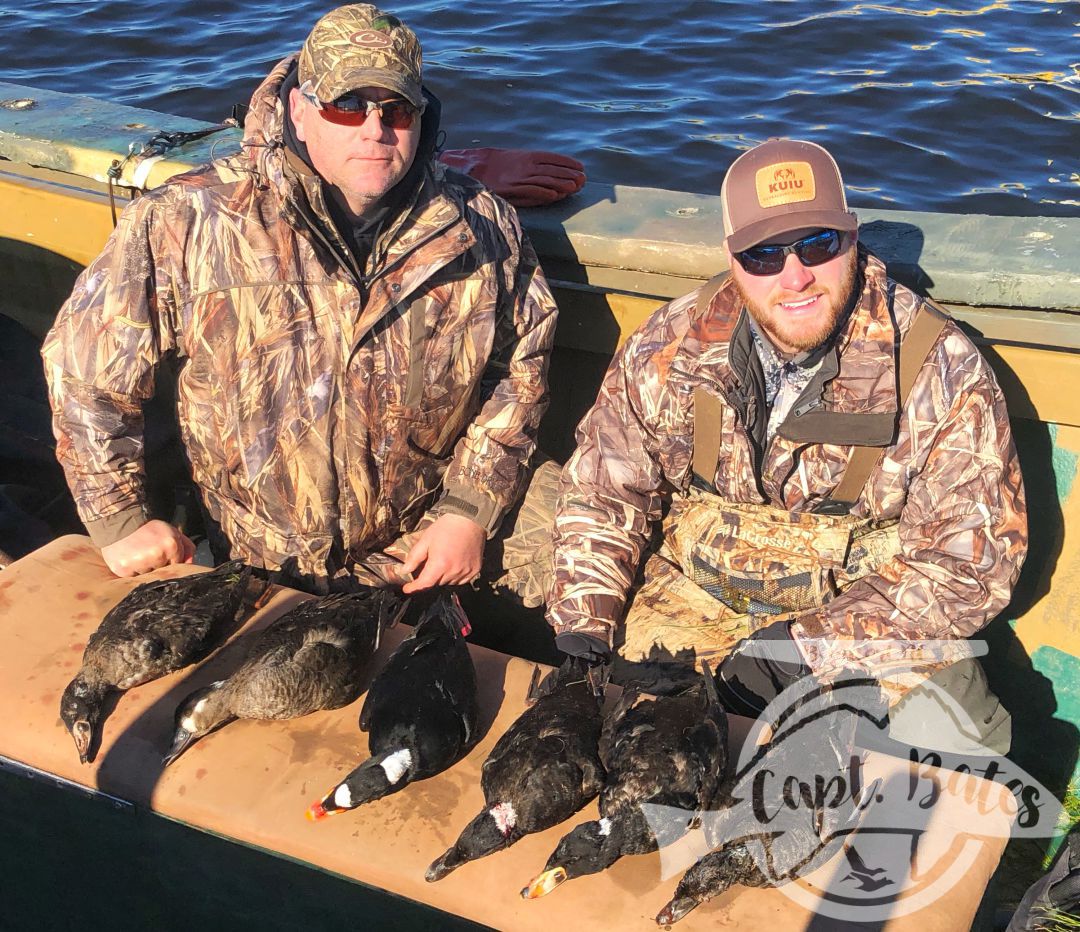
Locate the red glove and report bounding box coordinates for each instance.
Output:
[439,147,586,208]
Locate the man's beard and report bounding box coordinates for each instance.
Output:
[736,249,859,355]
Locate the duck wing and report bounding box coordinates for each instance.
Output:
[360,592,479,776]
[226,589,399,720]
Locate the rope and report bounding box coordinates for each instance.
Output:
[105,117,240,226]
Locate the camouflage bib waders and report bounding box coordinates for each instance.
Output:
[618,299,949,701]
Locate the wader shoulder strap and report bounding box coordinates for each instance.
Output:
[693,386,726,487]
[696,272,730,318]
[826,300,950,509]
[691,272,733,488]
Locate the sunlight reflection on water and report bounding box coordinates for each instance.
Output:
[5,0,1078,215]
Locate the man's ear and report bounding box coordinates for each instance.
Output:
[288,87,308,143]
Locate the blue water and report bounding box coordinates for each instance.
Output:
[4,0,1078,216]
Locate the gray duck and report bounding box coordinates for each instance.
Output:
[523,665,727,899]
[163,588,407,765]
[59,561,252,763]
[307,590,479,819]
[426,656,606,882]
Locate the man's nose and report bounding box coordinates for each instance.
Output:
[355,110,390,141]
[778,251,814,291]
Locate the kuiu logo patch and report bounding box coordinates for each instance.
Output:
[755,160,816,208]
[350,30,393,49]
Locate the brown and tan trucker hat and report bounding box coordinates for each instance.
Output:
[299,4,423,109]
[721,138,858,252]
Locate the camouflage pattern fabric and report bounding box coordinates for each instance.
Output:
[548,248,1027,684]
[299,4,424,108]
[618,551,768,671]
[350,455,559,608]
[42,55,558,589]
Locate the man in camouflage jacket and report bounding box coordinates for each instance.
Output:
[42,5,559,594]
[548,139,1026,733]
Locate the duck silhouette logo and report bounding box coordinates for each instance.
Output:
[644,640,1064,925]
[840,845,894,892]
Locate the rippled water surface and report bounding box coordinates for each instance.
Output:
[4,0,1078,215]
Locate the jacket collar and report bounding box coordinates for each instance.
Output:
[689,246,903,448]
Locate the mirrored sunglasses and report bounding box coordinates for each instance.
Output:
[734,229,847,276]
[299,82,421,130]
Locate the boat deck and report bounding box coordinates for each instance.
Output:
[0,537,1016,929]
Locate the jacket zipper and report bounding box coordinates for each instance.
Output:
[289,199,467,561]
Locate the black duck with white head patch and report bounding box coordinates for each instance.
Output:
[59,561,252,764]
[164,588,407,765]
[523,665,727,899]
[426,656,607,882]
[307,590,479,819]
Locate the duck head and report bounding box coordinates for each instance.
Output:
[59,674,108,764]
[426,802,520,881]
[521,818,623,898]
[164,681,231,766]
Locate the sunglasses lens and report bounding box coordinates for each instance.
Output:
[736,246,786,276]
[317,104,368,126]
[797,230,842,265]
[379,100,417,130]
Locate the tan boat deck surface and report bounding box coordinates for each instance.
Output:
[0,537,1012,930]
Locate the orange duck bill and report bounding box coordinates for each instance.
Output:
[520,866,568,899]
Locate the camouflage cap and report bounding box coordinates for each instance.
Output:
[299,4,424,109]
[721,138,858,253]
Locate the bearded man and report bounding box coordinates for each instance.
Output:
[547,138,1026,751]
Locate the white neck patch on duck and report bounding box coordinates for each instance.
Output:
[380,748,413,784]
[489,802,518,836]
[598,818,612,836]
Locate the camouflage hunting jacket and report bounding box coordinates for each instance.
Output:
[43,57,558,584]
[548,248,1027,669]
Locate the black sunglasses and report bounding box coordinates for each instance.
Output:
[734,229,847,276]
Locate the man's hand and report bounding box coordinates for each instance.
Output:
[400,513,486,594]
[439,148,586,208]
[100,520,195,577]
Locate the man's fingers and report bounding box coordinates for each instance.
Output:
[179,534,196,564]
[399,540,428,577]
[402,561,442,593]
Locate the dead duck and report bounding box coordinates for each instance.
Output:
[163,588,407,765]
[523,665,727,899]
[654,819,841,926]
[59,561,252,764]
[426,657,607,882]
[655,679,885,924]
[307,590,479,819]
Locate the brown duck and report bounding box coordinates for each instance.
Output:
[164,588,406,765]
[59,561,252,764]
